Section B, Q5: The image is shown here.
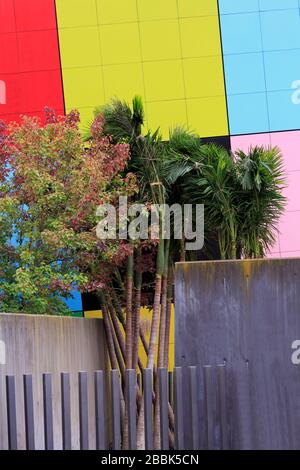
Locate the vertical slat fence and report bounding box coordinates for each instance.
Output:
[3,364,228,450]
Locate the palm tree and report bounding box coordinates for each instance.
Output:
[86,99,286,449]
[235,146,286,258]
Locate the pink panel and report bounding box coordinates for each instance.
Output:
[231,131,300,257]
[267,233,281,255]
[270,131,300,172]
[283,171,300,212]
[266,252,281,259]
[278,211,300,253]
[231,132,279,257]
[230,133,271,153]
[280,252,300,258]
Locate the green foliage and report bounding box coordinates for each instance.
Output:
[0,97,287,316]
[0,110,133,314]
[163,130,286,259]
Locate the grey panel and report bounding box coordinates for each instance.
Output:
[175,258,300,450]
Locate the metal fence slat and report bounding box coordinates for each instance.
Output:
[111,369,121,450]
[189,366,199,450]
[158,368,169,450]
[217,364,228,450]
[126,369,137,450]
[79,371,89,450]
[95,371,106,450]
[203,365,214,450]
[23,374,35,450]
[143,368,153,450]
[6,375,18,450]
[61,372,71,450]
[174,367,184,450]
[43,373,54,450]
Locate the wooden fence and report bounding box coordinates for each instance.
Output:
[3,365,228,450]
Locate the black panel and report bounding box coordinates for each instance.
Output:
[82,292,100,312]
[201,135,231,152]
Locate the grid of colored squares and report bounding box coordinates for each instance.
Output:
[219,0,300,135]
[1,1,300,138]
[55,0,228,139]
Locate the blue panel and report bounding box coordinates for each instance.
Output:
[264,50,300,92]
[260,9,300,51]
[218,0,259,14]
[228,93,269,134]
[220,12,262,54]
[268,90,300,132]
[259,0,299,11]
[224,52,266,94]
[64,290,83,312]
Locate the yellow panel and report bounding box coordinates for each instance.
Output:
[97,0,138,24]
[56,0,98,28]
[140,20,181,61]
[183,56,225,99]
[180,16,222,58]
[85,310,103,319]
[147,100,187,140]
[143,60,184,102]
[100,23,141,65]
[138,0,178,21]
[103,63,144,102]
[187,96,228,137]
[59,27,101,68]
[84,306,175,370]
[178,0,218,17]
[63,67,104,108]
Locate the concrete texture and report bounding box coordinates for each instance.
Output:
[0,313,108,449]
[175,258,300,449]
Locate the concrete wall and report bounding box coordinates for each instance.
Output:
[0,313,109,450]
[175,258,300,449]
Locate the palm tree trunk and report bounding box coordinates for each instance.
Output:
[109,312,125,381]
[164,266,173,368]
[125,253,134,369]
[137,237,164,450]
[101,298,119,370]
[157,240,170,369]
[154,239,170,448]
[107,300,126,363]
[100,294,126,447]
[132,248,142,371]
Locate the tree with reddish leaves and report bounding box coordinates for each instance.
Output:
[0,109,135,315]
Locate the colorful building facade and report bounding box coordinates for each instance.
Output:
[1,1,300,316]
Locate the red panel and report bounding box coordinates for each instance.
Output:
[0,114,22,125]
[0,109,65,126]
[0,0,65,121]
[18,30,61,72]
[0,33,19,73]
[0,74,21,115]
[14,0,57,31]
[0,0,15,33]
[20,70,64,113]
